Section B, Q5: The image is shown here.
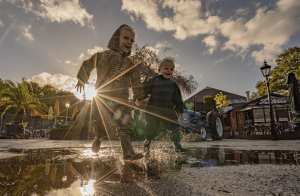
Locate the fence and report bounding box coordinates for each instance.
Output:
[0,112,72,132]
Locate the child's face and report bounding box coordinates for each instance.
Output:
[119,29,135,53]
[158,61,175,79]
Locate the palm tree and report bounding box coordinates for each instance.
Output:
[0,79,47,124]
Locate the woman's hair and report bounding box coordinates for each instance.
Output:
[158,57,175,70]
[120,25,137,40]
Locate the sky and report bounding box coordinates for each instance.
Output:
[0,0,299,100]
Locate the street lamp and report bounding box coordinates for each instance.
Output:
[65,101,70,126]
[260,60,278,140]
[193,95,197,116]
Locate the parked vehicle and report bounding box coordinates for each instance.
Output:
[178,109,223,140]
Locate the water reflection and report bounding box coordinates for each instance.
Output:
[0,147,299,195]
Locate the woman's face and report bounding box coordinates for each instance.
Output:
[119,29,135,53]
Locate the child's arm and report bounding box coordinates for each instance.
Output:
[76,52,103,92]
[130,68,152,101]
[174,83,184,114]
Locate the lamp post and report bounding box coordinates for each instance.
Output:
[260,60,278,140]
[65,101,70,126]
[193,95,196,116]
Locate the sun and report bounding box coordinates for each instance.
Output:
[74,84,97,100]
[85,85,97,100]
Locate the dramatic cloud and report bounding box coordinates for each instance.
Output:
[28,72,77,91]
[122,0,300,64]
[122,0,221,40]
[65,60,71,64]
[87,46,104,55]
[6,0,94,29]
[20,24,34,41]
[220,0,300,63]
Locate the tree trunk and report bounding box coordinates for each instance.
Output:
[14,110,24,124]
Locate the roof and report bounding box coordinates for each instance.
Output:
[226,93,288,113]
[184,86,246,103]
[229,98,249,104]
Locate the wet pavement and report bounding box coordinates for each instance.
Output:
[0,139,300,195]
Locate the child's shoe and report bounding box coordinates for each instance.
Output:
[174,143,187,153]
[144,139,151,157]
[92,137,102,153]
[120,134,144,161]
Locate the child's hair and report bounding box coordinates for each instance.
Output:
[158,57,175,70]
[120,25,137,40]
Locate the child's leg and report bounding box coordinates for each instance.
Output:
[91,106,108,153]
[162,114,187,153]
[113,105,143,160]
[144,114,161,155]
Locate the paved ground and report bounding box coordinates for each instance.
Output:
[0,139,299,196]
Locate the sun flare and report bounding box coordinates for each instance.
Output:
[74,84,97,100]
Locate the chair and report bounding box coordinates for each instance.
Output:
[242,127,249,135]
[276,124,282,134]
[250,126,256,135]
[263,125,271,135]
[254,125,263,135]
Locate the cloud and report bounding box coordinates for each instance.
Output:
[122,0,300,64]
[65,60,78,66]
[214,54,233,64]
[6,0,94,29]
[202,35,219,54]
[0,19,4,27]
[146,41,170,55]
[78,53,85,60]
[28,72,77,91]
[235,8,249,16]
[87,46,104,55]
[122,0,221,40]
[20,24,34,41]
[220,0,300,63]
[15,37,19,41]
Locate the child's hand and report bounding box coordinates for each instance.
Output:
[75,81,85,93]
[176,113,181,119]
[135,99,143,106]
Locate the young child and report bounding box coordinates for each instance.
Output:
[75,24,145,161]
[137,57,187,155]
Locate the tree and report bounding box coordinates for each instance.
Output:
[252,46,300,98]
[214,92,231,121]
[0,80,47,124]
[203,95,216,113]
[130,44,198,96]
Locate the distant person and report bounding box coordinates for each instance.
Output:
[75,24,146,161]
[136,57,187,156]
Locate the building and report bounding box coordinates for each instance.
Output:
[184,87,247,113]
[226,94,291,136]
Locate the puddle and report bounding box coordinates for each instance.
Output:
[0,147,299,195]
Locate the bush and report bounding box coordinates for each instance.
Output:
[203,95,216,113]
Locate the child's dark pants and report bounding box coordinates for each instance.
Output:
[144,111,181,145]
